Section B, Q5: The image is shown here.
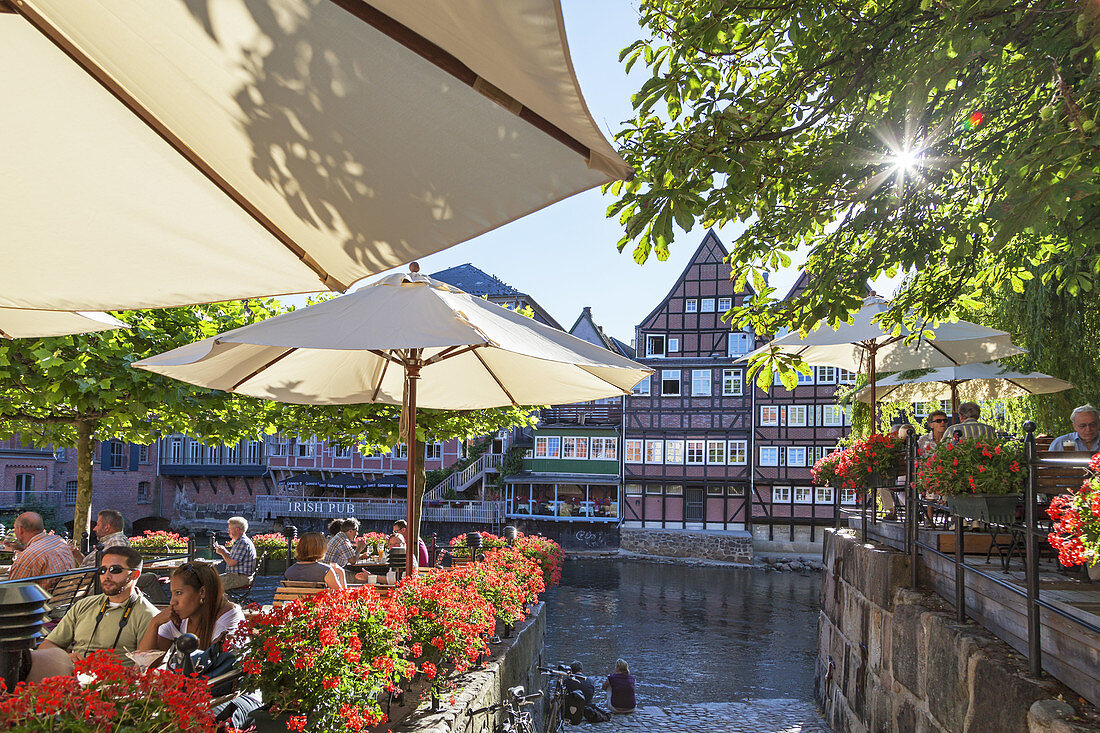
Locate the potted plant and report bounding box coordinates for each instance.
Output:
[235,586,412,732]
[916,437,1025,523]
[251,532,298,574]
[1047,453,1100,578]
[396,572,495,682]
[0,652,215,732]
[811,434,905,493]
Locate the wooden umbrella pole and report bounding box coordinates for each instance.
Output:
[950,382,959,416]
[405,358,421,580]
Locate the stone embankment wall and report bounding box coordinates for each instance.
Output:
[395,602,546,733]
[817,530,1092,733]
[620,527,753,564]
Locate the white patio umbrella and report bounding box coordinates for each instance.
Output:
[0,308,127,339]
[133,265,651,575]
[742,296,1026,429]
[1,0,631,311]
[853,363,1073,413]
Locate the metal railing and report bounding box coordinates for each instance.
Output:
[539,404,622,424]
[424,454,501,501]
[256,495,506,525]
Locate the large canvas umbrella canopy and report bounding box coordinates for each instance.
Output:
[134,266,651,574]
[743,297,1025,428]
[853,363,1073,413]
[0,309,126,339]
[0,0,631,311]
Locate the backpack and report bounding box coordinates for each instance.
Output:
[583,704,612,724]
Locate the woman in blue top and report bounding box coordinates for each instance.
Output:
[602,658,636,713]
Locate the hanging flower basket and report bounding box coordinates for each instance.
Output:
[811,433,905,492]
[916,437,1025,514]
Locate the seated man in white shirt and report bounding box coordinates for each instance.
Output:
[1051,404,1100,453]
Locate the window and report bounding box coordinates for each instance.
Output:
[138,445,150,464]
[534,436,561,459]
[841,488,858,505]
[940,399,953,415]
[54,448,66,461]
[296,441,314,458]
[661,370,681,396]
[773,485,792,502]
[245,441,262,464]
[425,443,443,460]
[788,405,808,427]
[266,436,288,457]
[794,486,813,504]
[646,335,666,358]
[913,401,929,418]
[665,484,683,496]
[523,449,534,459]
[225,443,239,464]
[562,437,589,459]
[708,485,724,496]
[645,440,663,464]
[816,486,834,504]
[646,485,663,495]
[701,298,716,312]
[632,376,651,396]
[817,366,836,384]
[625,440,643,463]
[760,406,779,426]
[107,442,126,469]
[625,483,643,495]
[665,440,684,464]
[668,337,680,353]
[391,443,408,459]
[686,440,705,464]
[168,437,183,464]
[722,369,743,396]
[691,369,712,396]
[728,485,746,496]
[728,440,747,465]
[685,299,698,313]
[206,444,221,464]
[797,370,814,385]
[65,480,77,505]
[13,473,32,502]
[838,369,857,384]
[718,297,732,311]
[760,446,779,466]
[706,440,726,464]
[822,405,844,426]
[188,440,204,464]
[591,437,617,460]
[787,446,807,467]
[137,481,150,502]
[727,332,751,356]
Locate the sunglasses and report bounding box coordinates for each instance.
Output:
[97,564,132,575]
[929,419,948,424]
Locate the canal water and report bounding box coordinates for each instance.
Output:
[541,558,822,707]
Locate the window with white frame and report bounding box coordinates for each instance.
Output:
[562,437,589,459]
[940,399,953,415]
[691,369,712,396]
[265,436,288,457]
[914,402,929,418]
[534,436,561,459]
[706,440,726,464]
[632,376,651,396]
[425,443,443,460]
[665,440,684,464]
[625,483,643,495]
[296,441,314,458]
[245,441,262,464]
[668,337,680,353]
[645,440,663,464]
[841,488,858,505]
[686,440,705,464]
[207,444,221,463]
[728,440,748,465]
[718,297,732,311]
[788,405,808,426]
[727,332,751,356]
[661,370,681,396]
[188,440,204,464]
[817,366,836,384]
[797,370,814,385]
[685,299,698,313]
[110,442,127,469]
[822,405,844,426]
[225,443,239,464]
[722,369,743,396]
[772,485,792,502]
[591,437,617,460]
[838,369,857,384]
[707,485,724,496]
[794,486,813,504]
[665,484,683,496]
[646,334,666,357]
[701,298,716,312]
[760,405,779,426]
[14,473,32,502]
[168,437,183,463]
[843,405,853,424]
[138,445,149,464]
[760,446,779,466]
[625,440,643,463]
[391,443,408,459]
[138,481,150,502]
[728,484,746,496]
[787,446,807,467]
[816,486,834,504]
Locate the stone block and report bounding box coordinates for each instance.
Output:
[896,700,916,733]
[1028,699,1095,733]
[924,614,969,732]
[891,602,924,698]
[964,653,1049,733]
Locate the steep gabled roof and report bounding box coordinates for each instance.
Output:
[568,306,635,358]
[432,263,521,297]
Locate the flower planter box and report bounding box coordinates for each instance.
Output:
[946,494,1021,525]
[262,557,288,576]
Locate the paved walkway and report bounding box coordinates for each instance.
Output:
[586,700,829,732]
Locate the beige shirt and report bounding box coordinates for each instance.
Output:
[45,589,158,661]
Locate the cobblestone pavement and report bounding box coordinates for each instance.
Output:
[584,699,829,732]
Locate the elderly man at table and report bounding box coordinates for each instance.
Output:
[71,509,130,567]
[213,516,257,591]
[1051,404,1100,452]
[3,512,75,591]
[944,402,996,441]
[28,546,157,681]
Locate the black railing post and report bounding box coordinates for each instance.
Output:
[283,525,298,570]
[908,431,919,588]
[186,532,196,563]
[861,488,868,544]
[1023,420,1042,677]
[955,518,966,624]
[834,482,841,530]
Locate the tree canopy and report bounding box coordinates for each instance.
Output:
[612,0,1100,340]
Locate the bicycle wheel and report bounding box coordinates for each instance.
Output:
[543,698,564,733]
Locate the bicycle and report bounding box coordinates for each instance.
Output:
[466,686,541,733]
[538,664,588,732]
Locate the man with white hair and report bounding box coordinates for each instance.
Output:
[213,516,257,590]
[1051,405,1100,452]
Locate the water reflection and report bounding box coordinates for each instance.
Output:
[543,559,821,706]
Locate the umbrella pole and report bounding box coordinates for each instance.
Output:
[404,358,422,580]
[950,383,959,416]
[868,346,878,434]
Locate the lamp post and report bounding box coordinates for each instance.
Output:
[0,583,49,692]
[282,525,297,570]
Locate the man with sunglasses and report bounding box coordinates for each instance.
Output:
[27,546,157,681]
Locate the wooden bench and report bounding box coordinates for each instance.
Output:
[1034,449,1091,496]
[273,580,327,607]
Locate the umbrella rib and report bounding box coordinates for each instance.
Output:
[423,344,483,366]
[472,348,519,407]
[0,325,13,340]
[370,355,391,402]
[10,4,347,294]
[326,0,594,165]
[578,366,631,396]
[923,339,961,365]
[230,347,297,391]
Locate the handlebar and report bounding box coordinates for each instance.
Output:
[465,688,541,716]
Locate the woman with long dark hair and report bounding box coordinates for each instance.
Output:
[138,562,244,651]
